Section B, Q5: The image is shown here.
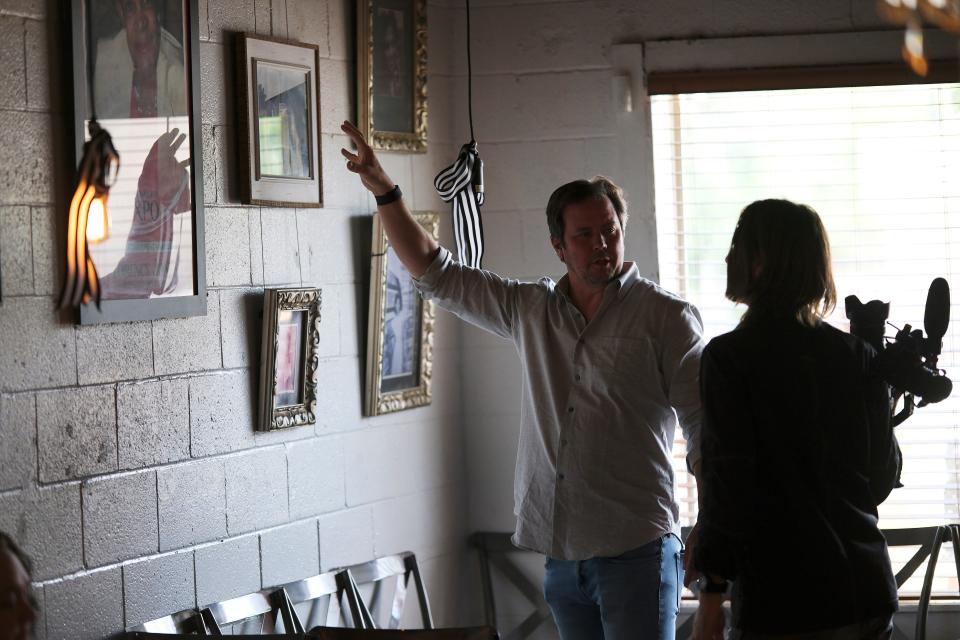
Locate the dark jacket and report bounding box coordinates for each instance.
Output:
[694,317,901,634]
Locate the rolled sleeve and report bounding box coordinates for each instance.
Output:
[412,247,453,297]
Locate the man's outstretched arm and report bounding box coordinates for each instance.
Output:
[340,120,439,277]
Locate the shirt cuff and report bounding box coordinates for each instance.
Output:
[412,246,452,294]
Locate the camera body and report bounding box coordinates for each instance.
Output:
[845,281,952,426]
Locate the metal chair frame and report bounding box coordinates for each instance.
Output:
[345,552,434,630]
[469,532,552,640]
[884,525,955,640]
[199,587,299,635]
[127,607,207,634]
[282,568,365,631]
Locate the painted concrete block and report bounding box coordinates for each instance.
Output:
[318,134,369,211]
[199,41,227,125]
[286,437,345,519]
[297,208,357,286]
[0,206,32,295]
[310,284,340,358]
[260,208,302,286]
[202,124,217,204]
[0,1,46,19]
[260,519,320,587]
[214,124,242,205]
[318,58,351,135]
[254,0,271,34]
[286,0,328,53]
[464,411,520,532]
[198,0,210,41]
[0,297,77,392]
[206,0,256,43]
[82,471,159,567]
[313,357,363,432]
[481,139,589,213]
[30,206,57,296]
[219,287,262,369]
[152,292,222,375]
[336,283,362,358]
[0,483,82,581]
[24,17,48,110]
[318,507,373,571]
[206,207,253,286]
[0,16,25,109]
[270,0,288,38]
[76,322,154,385]
[327,0,351,60]
[225,447,289,535]
[43,567,123,640]
[0,392,35,491]
[36,386,116,482]
[157,458,227,551]
[0,110,53,205]
[195,535,261,606]
[462,344,521,419]
[372,486,465,562]
[427,4,462,77]
[122,551,196,628]
[249,207,265,285]
[117,378,190,470]
[189,370,256,457]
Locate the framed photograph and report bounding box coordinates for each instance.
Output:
[68,0,207,324]
[365,211,437,416]
[237,34,322,206]
[259,288,321,431]
[357,0,427,153]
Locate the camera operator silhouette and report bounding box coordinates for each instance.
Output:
[689,200,902,640]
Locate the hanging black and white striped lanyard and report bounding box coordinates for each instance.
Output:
[434,143,484,269]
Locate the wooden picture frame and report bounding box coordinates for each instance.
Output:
[258,287,321,431]
[237,34,323,207]
[68,0,207,324]
[357,0,428,153]
[365,211,437,416]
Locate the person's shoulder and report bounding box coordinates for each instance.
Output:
[97,28,128,58]
[631,275,697,312]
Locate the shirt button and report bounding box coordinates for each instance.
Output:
[558,473,566,480]
[567,407,574,413]
[574,374,581,381]
[578,338,585,345]
[560,439,568,446]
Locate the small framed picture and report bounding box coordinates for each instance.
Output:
[357,0,427,152]
[258,287,321,431]
[364,211,438,415]
[237,34,322,206]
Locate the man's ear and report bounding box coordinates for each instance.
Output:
[551,236,564,263]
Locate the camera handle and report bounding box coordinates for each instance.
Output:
[891,389,915,427]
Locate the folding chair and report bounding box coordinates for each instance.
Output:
[345,552,433,629]
[282,568,366,630]
[883,525,952,640]
[127,608,207,634]
[199,587,300,635]
[469,532,552,640]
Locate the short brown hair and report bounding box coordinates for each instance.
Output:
[726,199,836,326]
[545,176,628,241]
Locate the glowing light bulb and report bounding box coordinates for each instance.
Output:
[85,194,110,243]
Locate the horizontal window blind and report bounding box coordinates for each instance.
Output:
[652,84,960,596]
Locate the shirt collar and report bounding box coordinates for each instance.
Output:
[555,262,639,301]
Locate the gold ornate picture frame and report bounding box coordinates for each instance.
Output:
[258,287,321,431]
[357,0,428,152]
[365,211,438,415]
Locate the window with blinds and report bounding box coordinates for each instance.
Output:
[652,83,960,595]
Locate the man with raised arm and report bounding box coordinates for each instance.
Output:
[342,121,705,640]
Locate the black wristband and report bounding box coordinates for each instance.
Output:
[375,185,402,206]
[698,575,728,594]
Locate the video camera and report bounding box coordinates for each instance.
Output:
[845,278,953,426]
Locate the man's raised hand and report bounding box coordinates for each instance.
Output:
[340,121,394,195]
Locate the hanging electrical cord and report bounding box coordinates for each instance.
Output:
[60,0,119,310]
[434,0,485,270]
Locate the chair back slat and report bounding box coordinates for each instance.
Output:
[343,552,433,629]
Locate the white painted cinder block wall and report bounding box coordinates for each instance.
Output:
[0,1,471,638]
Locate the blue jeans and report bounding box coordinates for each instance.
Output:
[544,534,684,640]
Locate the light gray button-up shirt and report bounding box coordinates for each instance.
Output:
[416,248,705,560]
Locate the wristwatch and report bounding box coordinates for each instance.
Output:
[697,575,728,594]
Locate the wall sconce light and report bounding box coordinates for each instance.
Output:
[879,0,960,75]
[58,0,120,311]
